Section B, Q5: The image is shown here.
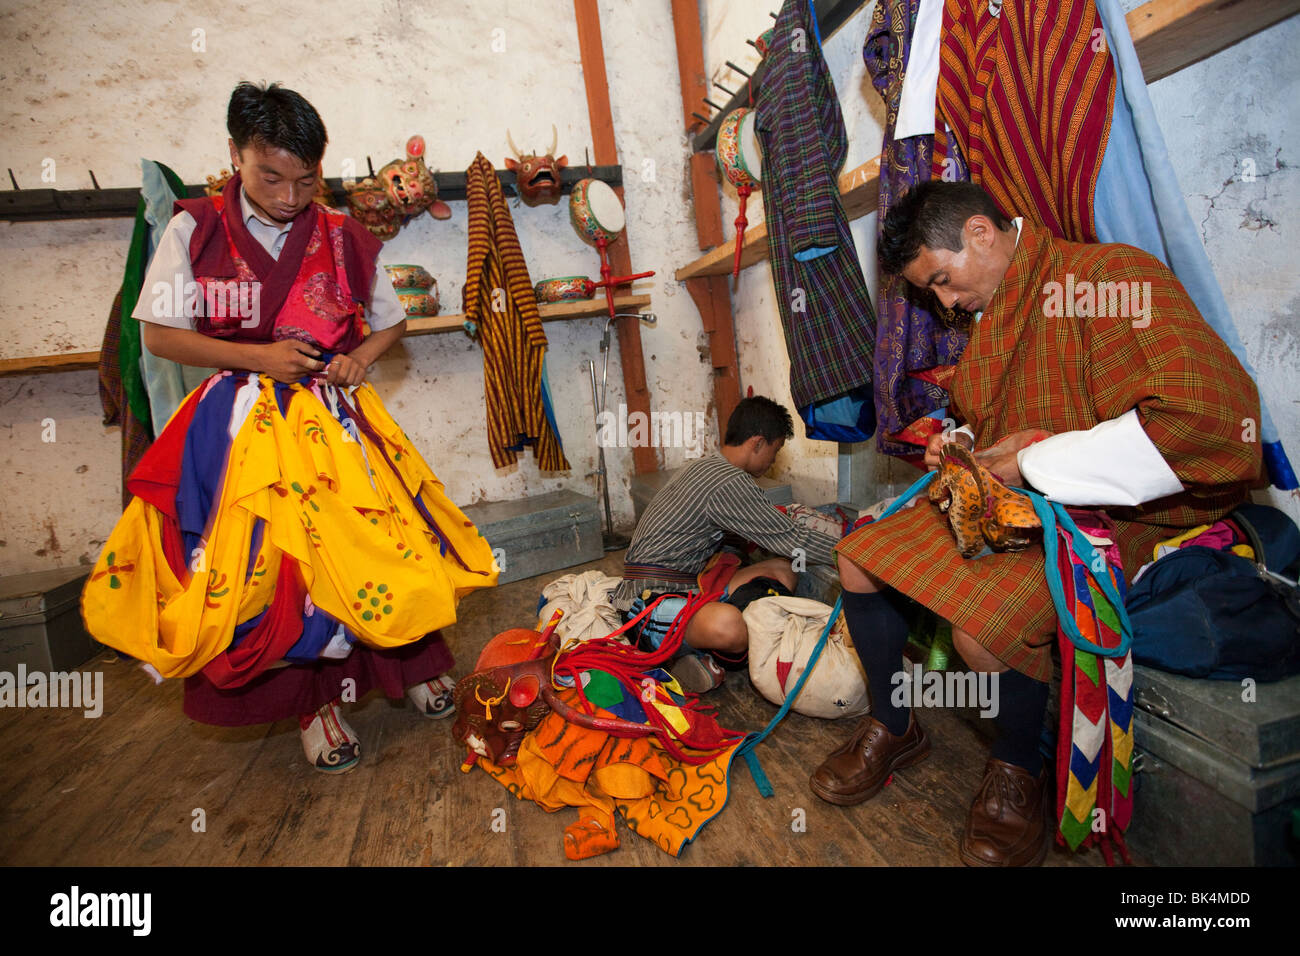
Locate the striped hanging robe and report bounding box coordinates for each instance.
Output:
[934,0,1116,242]
[463,151,569,471]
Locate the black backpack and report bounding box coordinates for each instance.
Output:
[1126,503,1300,681]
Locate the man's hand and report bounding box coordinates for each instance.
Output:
[973,429,1052,486]
[924,429,974,470]
[323,352,367,387]
[261,339,324,383]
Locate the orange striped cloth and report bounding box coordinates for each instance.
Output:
[935,0,1115,242]
[463,152,569,471]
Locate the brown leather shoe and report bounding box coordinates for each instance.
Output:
[959,758,1052,866]
[809,713,930,806]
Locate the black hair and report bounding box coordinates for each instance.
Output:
[227,82,328,166]
[724,396,794,446]
[878,181,1011,275]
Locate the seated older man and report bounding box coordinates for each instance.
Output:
[819,181,1262,866]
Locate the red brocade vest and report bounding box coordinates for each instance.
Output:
[175,174,382,353]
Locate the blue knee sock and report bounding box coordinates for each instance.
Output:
[841,588,911,736]
[990,668,1050,774]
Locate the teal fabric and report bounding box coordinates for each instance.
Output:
[1023,492,1134,658]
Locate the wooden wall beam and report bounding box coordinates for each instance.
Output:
[574,0,657,475]
[671,0,742,434]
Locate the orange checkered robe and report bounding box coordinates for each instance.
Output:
[463,152,569,471]
[837,220,1264,680]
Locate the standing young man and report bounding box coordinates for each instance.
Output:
[83,83,497,773]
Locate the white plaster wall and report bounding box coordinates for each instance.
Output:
[0,0,717,575]
[2,0,1296,579]
[701,0,1300,525]
[1146,15,1300,529]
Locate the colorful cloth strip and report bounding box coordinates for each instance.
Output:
[1029,498,1134,863]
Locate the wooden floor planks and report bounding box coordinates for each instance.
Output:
[0,550,1118,867]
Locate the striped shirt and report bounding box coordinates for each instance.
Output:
[612,454,839,610]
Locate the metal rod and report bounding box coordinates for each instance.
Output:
[7,169,17,190]
[591,313,653,552]
[703,97,726,112]
[725,60,752,78]
[584,358,616,542]
[691,112,710,125]
[713,80,736,96]
[597,345,617,543]
[746,38,759,49]
[89,170,100,189]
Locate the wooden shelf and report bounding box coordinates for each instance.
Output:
[0,351,100,376]
[676,0,1298,281]
[0,295,652,377]
[0,166,624,223]
[404,293,652,336]
[1128,0,1300,83]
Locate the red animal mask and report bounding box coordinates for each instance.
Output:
[504,126,568,206]
[451,620,650,768]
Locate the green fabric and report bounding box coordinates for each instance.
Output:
[1112,757,1132,798]
[1059,805,1093,850]
[1089,578,1123,634]
[117,196,151,431]
[582,669,624,709]
[1075,647,1099,685]
[117,161,188,434]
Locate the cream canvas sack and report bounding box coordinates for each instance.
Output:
[744,595,869,719]
[536,571,624,645]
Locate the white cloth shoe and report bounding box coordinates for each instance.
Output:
[299,699,362,774]
[406,674,457,719]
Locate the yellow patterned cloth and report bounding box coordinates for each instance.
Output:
[83,375,497,679]
[478,691,740,857]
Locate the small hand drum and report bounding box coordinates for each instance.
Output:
[534,276,597,303]
[715,108,763,277]
[569,178,626,247]
[716,107,762,189]
[567,177,654,322]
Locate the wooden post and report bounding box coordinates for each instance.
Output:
[670,0,742,435]
[573,0,658,475]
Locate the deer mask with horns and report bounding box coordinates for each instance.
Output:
[504,126,568,206]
